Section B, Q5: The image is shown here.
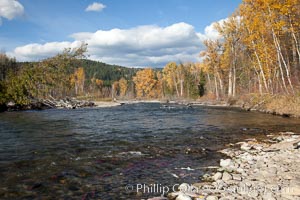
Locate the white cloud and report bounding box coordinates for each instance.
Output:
[9,20,227,67]
[12,41,83,61]
[85,2,106,12]
[0,0,24,24]
[203,18,227,41]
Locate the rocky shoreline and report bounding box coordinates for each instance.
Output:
[149,132,300,200]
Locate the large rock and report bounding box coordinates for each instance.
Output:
[222,172,232,181]
[206,196,218,200]
[220,159,233,168]
[232,174,242,181]
[240,143,252,151]
[268,138,300,150]
[213,172,223,181]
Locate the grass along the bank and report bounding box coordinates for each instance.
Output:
[237,94,300,118]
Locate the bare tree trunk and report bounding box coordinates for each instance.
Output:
[111,85,115,99]
[75,84,78,96]
[228,66,233,97]
[233,64,236,97]
[273,34,289,94]
[172,75,179,97]
[247,24,269,93]
[207,73,212,93]
[289,15,300,65]
[253,64,262,95]
[217,71,224,98]
[214,76,219,100]
[272,30,294,94]
[253,46,269,93]
[180,79,184,97]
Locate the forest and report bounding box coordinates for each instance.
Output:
[0,0,299,112]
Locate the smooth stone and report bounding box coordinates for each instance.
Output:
[232,174,242,181]
[222,172,232,181]
[206,196,218,200]
[219,197,235,200]
[241,143,252,151]
[220,159,232,168]
[236,168,245,174]
[213,172,223,181]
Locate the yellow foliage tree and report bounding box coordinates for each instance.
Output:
[118,78,128,97]
[71,67,85,96]
[162,62,179,97]
[112,81,119,99]
[133,68,158,98]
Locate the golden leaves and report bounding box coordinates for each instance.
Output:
[133,68,158,98]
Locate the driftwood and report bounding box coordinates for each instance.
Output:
[40,97,95,109]
[4,97,95,111]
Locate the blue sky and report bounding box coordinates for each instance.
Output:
[0,0,242,67]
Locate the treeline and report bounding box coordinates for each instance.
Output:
[0,44,139,107]
[199,0,300,100]
[116,0,300,101]
[1,0,299,107]
[127,63,205,99]
[0,45,89,105]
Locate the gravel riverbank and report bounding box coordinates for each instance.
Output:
[149,132,300,200]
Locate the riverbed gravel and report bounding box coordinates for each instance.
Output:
[149,132,300,200]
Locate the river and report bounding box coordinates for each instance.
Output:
[0,103,299,199]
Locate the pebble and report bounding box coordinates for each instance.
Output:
[148,132,300,200]
[240,143,252,151]
[220,159,232,168]
[213,172,222,181]
[222,172,232,181]
[206,196,218,200]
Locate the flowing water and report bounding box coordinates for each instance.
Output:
[0,103,299,200]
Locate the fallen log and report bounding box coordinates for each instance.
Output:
[40,97,95,109]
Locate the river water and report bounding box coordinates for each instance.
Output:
[0,103,299,199]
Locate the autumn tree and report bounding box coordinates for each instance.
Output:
[111,81,119,99]
[133,68,158,98]
[215,16,242,97]
[71,67,85,96]
[90,78,104,97]
[163,62,180,97]
[118,78,128,97]
[200,40,224,100]
[238,0,299,95]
